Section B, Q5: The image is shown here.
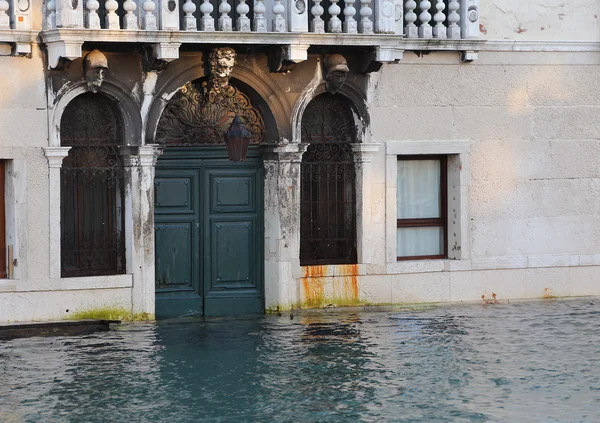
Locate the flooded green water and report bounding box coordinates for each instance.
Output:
[1,298,600,422]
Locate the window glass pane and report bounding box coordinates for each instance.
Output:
[397,227,444,257]
[397,159,441,219]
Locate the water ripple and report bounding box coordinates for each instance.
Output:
[1,299,600,422]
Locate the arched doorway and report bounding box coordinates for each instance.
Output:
[300,93,358,266]
[60,93,126,277]
[153,78,266,318]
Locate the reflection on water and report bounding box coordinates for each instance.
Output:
[1,299,600,422]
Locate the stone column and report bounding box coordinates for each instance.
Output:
[262,142,308,311]
[44,147,71,279]
[120,144,162,319]
[351,143,380,264]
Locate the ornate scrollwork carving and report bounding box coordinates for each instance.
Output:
[156,48,265,145]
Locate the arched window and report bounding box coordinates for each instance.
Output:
[300,93,357,265]
[60,93,126,277]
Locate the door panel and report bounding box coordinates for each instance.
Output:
[203,165,263,316]
[210,219,255,289]
[210,174,255,212]
[155,176,194,213]
[154,169,202,319]
[155,222,193,290]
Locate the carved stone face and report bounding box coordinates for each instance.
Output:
[324,54,349,95]
[83,50,109,93]
[209,48,237,90]
[326,70,347,95]
[85,67,107,93]
[214,54,235,79]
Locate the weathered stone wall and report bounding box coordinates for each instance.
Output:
[481,0,600,41]
[348,48,600,305]
[0,45,51,321]
[1,39,600,321]
[0,47,137,322]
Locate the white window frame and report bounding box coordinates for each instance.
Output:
[385,140,471,272]
[0,157,26,290]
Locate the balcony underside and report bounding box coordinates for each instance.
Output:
[40,28,485,68]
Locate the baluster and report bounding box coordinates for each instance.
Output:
[123,0,138,29]
[200,0,214,30]
[183,0,197,30]
[288,0,308,31]
[432,0,445,38]
[310,0,324,33]
[56,0,84,27]
[0,0,8,29]
[236,0,250,31]
[272,0,285,32]
[13,0,32,30]
[141,0,157,30]
[105,0,120,29]
[328,0,341,33]
[417,0,431,38]
[358,0,372,33]
[86,0,100,28]
[404,0,417,38]
[459,0,479,38]
[218,0,232,30]
[342,0,356,33]
[253,0,267,31]
[46,0,57,29]
[160,0,179,29]
[446,0,460,38]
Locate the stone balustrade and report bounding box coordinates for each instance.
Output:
[40,0,480,38]
[36,0,483,68]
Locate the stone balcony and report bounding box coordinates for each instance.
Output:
[1,0,485,67]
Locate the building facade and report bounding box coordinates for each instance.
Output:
[0,0,599,321]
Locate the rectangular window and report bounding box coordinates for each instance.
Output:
[0,160,5,278]
[396,156,447,260]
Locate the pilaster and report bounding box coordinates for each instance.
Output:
[262,142,308,311]
[351,143,380,264]
[44,147,71,279]
[120,144,162,318]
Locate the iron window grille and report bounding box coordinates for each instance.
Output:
[300,93,357,266]
[60,93,126,277]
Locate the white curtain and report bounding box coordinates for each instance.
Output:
[397,159,441,219]
[397,227,444,257]
[396,159,443,257]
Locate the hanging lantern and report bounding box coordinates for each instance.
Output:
[225,116,253,162]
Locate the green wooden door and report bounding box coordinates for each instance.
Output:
[154,147,264,318]
[154,168,202,318]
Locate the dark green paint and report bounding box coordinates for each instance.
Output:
[155,146,264,319]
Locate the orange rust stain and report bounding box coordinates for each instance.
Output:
[339,264,359,301]
[543,287,554,299]
[304,265,328,278]
[301,265,328,306]
[301,264,360,307]
[301,277,325,306]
